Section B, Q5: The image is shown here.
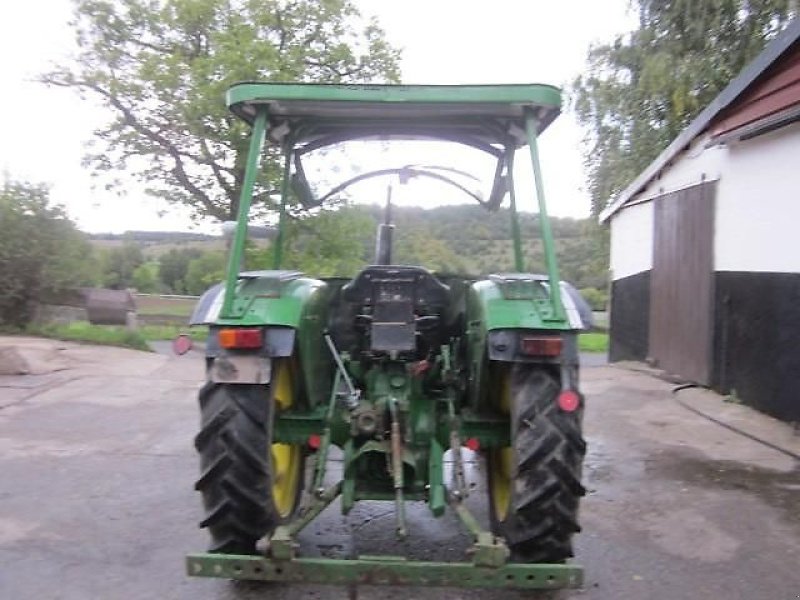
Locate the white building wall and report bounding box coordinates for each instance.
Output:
[609,133,725,281]
[610,121,800,278]
[610,201,653,281]
[715,120,800,273]
[635,134,727,202]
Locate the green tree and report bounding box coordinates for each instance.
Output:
[132,261,161,293]
[41,0,401,221]
[158,247,202,293]
[184,249,227,295]
[254,206,375,277]
[578,287,608,312]
[0,179,95,327]
[100,240,145,289]
[573,0,795,215]
[395,228,469,274]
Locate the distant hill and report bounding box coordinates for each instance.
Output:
[89,231,218,243]
[86,205,609,290]
[360,204,608,290]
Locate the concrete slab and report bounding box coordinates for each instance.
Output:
[0,338,797,599]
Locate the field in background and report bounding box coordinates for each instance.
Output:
[27,321,207,351]
[134,294,608,353]
[135,294,197,322]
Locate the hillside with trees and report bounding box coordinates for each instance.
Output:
[87,204,609,306]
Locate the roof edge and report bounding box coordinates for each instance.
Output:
[600,17,800,223]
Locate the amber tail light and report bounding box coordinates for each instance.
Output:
[218,328,263,349]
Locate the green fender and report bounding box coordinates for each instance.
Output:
[198,271,334,409]
[466,275,574,410]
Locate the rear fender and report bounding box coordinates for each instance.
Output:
[466,276,588,409]
[204,326,294,385]
[192,272,333,407]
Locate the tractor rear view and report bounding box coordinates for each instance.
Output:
[186,83,589,590]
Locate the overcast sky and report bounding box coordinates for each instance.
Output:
[0,1,635,233]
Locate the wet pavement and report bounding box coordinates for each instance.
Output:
[0,337,798,599]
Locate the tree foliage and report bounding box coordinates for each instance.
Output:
[99,240,146,289]
[184,249,227,295]
[244,205,375,277]
[122,204,610,294]
[132,261,162,293]
[158,247,202,293]
[42,0,401,221]
[394,228,469,274]
[573,0,796,215]
[0,180,96,327]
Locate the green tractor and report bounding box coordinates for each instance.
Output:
[186,83,590,590]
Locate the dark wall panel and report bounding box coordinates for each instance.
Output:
[712,271,800,422]
[609,271,650,362]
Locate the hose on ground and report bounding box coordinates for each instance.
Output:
[671,383,800,462]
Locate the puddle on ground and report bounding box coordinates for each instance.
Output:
[651,450,800,526]
[583,437,613,486]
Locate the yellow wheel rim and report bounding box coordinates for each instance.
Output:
[489,366,513,522]
[270,360,302,518]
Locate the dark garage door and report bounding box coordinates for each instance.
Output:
[649,181,716,384]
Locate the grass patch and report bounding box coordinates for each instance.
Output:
[139,324,208,343]
[26,319,602,356]
[26,321,208,351]
[28,321,151,351]
[578,332,609,353]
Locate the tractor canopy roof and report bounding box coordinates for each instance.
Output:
[226,83,561,155]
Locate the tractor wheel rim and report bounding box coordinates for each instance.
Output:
[270,360,302,518]
[490,448,513,521]
[490,367,513,522]
[271,443,301,517]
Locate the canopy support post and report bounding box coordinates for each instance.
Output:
[506,151,524,272]
[221,109,268,318]
[273,149,292,270]
[524,111,565,321]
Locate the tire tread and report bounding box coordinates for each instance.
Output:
[489,364,586,563]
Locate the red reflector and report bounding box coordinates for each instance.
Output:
[307,434,321,450]
[464,437,480,451]
[520,335,562,357]
[172,333,193,355]
[557,390,581,412]
[218,328,263,349]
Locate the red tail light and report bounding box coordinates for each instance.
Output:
[557,390,581,412]
[218,328,263,349]
[519,335,562,357]
[463,437,480,451]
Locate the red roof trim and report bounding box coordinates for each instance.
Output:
[711,44,800,137]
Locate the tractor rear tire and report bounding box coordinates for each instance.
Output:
[487,364,586,563]
[194,379,303,554]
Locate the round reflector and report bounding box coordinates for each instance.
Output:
[307,434,322,450]
[464,437,480,452]
[172,333,193,356]
[557,390,581,412]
